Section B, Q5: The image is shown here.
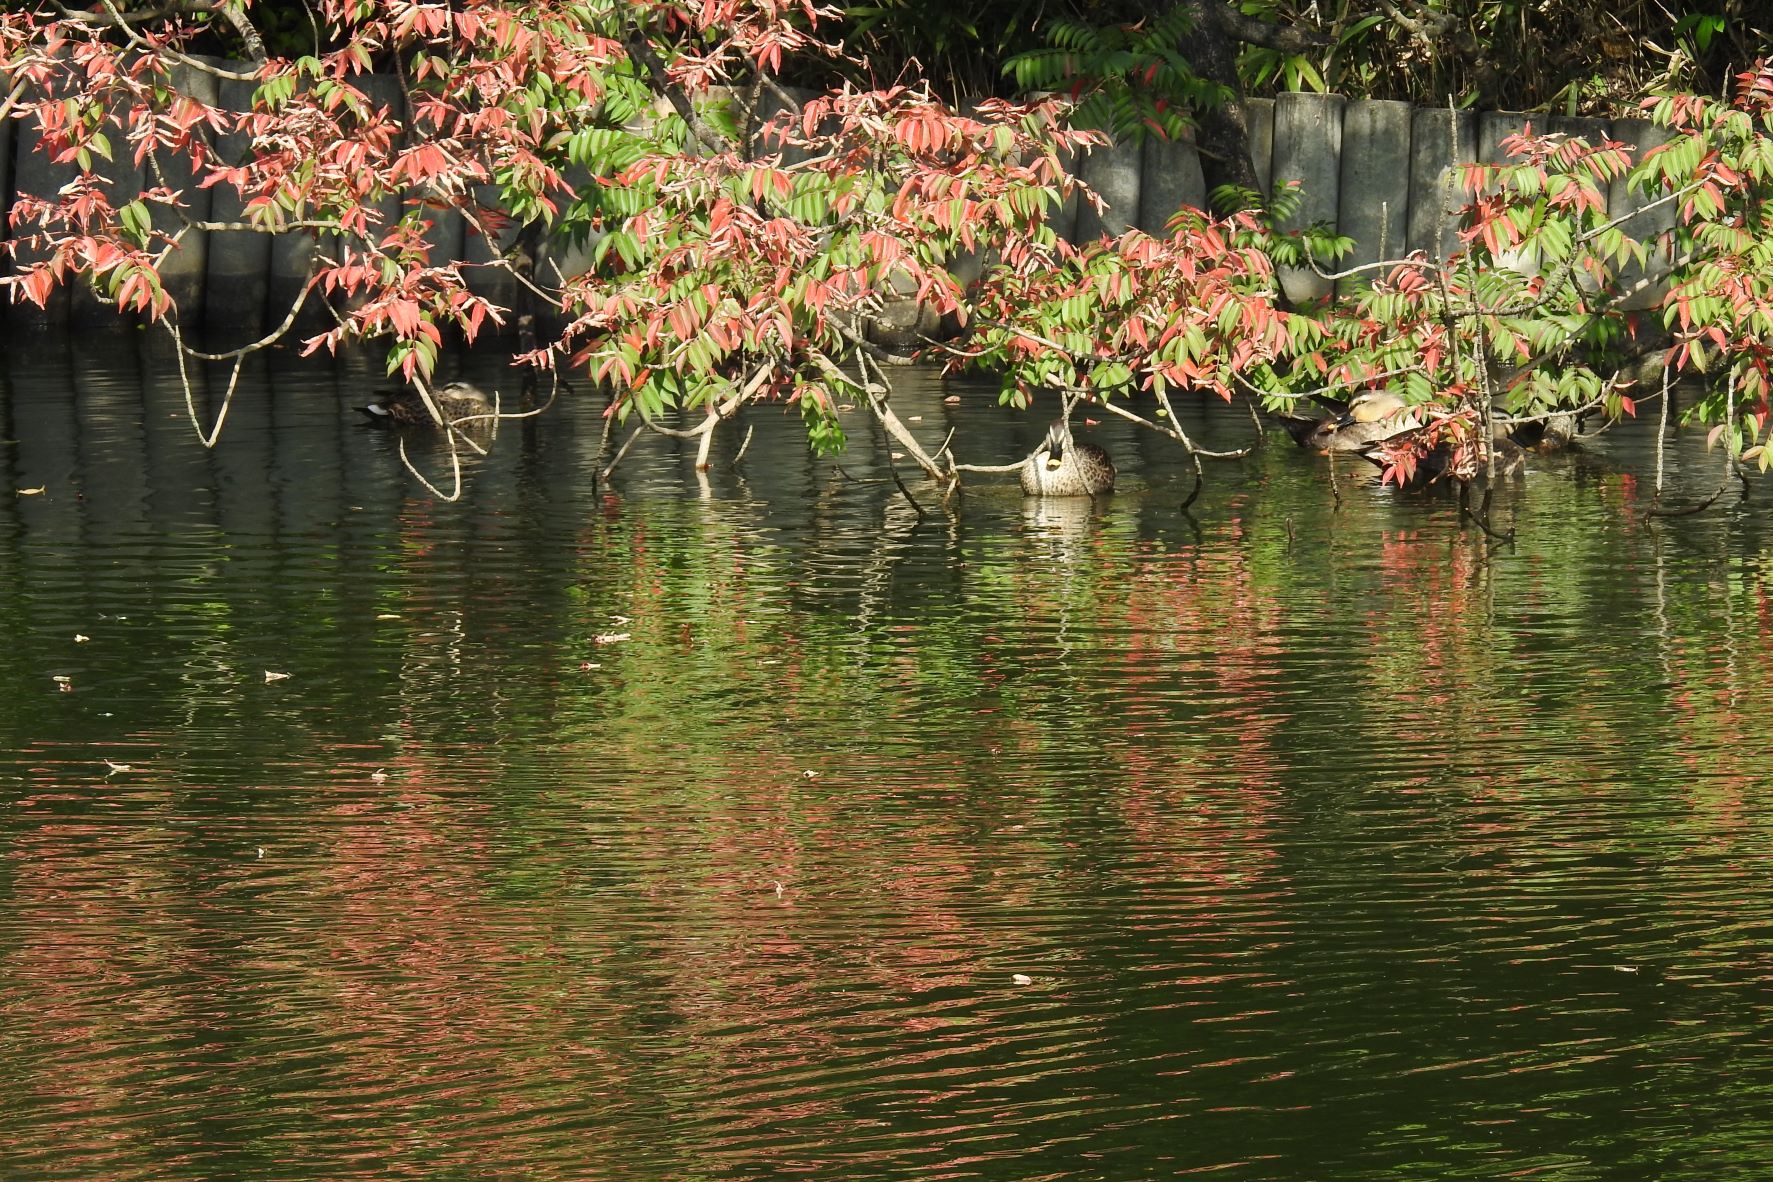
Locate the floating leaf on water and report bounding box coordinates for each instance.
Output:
[264,670,291,682]
[943,395,961,405]
[1012,973,1034,985]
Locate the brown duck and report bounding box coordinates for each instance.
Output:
[1279,389,1416,453]
[1021,423,1116,496]
[360,381,494,429]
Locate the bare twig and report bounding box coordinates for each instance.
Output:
[1655,363,1670,495]
[623,26,729,156]
[396,431,465,503]
[695,403,717,470]
[1648,481,1727,517]
[0,75,29,126]
[91,0,262,78]
[1460,484,1515,542]
[1232,364,1428,404]
[591,401,619,475]
[600,425,645,483]
[883,455,928,520]
[950,459,1028,474]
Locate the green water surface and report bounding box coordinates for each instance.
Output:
[1,336,1770,1179]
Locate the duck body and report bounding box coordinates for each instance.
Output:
[1355,418,1532,486]
[1281,389,1415,453]
[360,382,494,429]
[1020,424,1116,496]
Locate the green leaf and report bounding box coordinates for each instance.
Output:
[119,200,152,246]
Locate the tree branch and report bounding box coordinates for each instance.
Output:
[623,26,730,157]
[1214,6,1333,53]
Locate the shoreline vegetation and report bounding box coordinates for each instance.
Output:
[0,3,1770,526]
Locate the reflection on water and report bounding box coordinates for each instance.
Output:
[3,332,1773,1179]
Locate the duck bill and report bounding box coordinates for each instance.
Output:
[1043,426,1067,469]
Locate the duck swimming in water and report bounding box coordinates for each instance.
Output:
[1279,389,1416,453]
[1020,422,1116,496]
[360,381,495,430]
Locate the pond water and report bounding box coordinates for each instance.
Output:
[2,333,1772,1179]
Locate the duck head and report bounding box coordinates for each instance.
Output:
[1040,422,1070,470]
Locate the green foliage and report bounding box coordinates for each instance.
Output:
[1236,0,1764,114]
[1003,9,1228,143]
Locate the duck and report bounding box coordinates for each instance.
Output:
[1020,422,1116,496]
[360,381,495,429]
[1279,389,1416,453]
[1502,411,1580,452]
[1353,416,1532,486]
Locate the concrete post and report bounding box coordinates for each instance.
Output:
[1272,91,1345,303]
[1477,111,1538,276]
[1246,97,1275,196]
[1075,135,1142,240]
[1138,131,1207,234]
[1549,115,1613,295]
[1608,117,1675,310]
[358,72,409,238]
[1406,107,1477,264]
[1477,111,1535,164]
[0,88,13,266]
[70,73,155,326]
[1053,143,1083,244]
[266,222,317,332]
[1337,99,1412,300]
[462,183,518,308]
[155,61,218,324]
[8,102,76,329]
[204,73,271,341]
[1547,115,1610,144]
[388,73,466,316]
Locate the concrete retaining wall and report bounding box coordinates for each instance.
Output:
[0,77,1686,330]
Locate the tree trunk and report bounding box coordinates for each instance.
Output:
[1181,0,1262,203]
